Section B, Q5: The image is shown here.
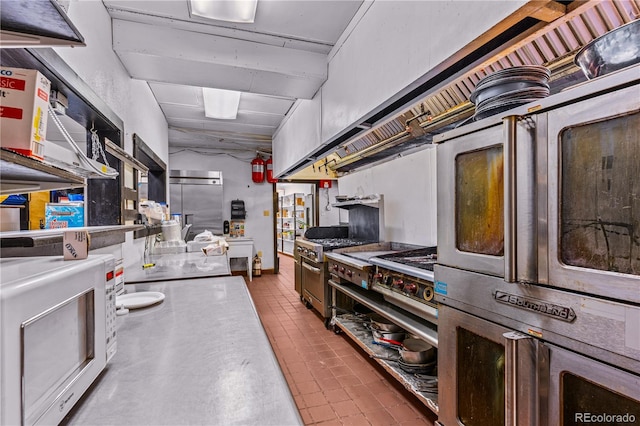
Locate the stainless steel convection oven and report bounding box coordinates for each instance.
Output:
[434,65,640,426]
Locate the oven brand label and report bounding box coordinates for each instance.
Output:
[434,281,448,295]
[494,291,576,322]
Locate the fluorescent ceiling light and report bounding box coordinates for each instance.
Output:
[189,0,258,23]
[203,88,241,120]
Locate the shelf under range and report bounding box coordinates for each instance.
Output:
[333,316,438,415]
[329,280,438,348]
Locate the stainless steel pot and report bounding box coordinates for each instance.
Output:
[399,338,436,364]
[575,19,640,79]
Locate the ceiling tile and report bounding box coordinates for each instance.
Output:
[149,82,201,106]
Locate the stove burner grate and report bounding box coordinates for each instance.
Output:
[376,247,437,271]
[307,238,376,250]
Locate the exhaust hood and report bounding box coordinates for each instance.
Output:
[0,0,85,48]
[291,0,639,177]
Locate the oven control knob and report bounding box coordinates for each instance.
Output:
[373,273,383,282]
[346,270,353,277]
[332,264,339,271]
[423,287,434,302]
[403,283,418,295]
[383,275,392,286]
[297,247,303,253]
[339,266,345,274]
[392,278,404,290]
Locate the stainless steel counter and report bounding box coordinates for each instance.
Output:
[125,251,231,283]
[62,276,303,426]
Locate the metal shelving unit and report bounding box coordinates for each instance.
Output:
[0,149,85,195]
[332,315,438,415]
[328,279,439,415]
[329,279,438,347]
[277,193,309,255]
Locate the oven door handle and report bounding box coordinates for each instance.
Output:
[302,262,321,274]
[503,331,547,426]
[503,115,518,283]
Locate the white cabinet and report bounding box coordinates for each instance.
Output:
[227,238,254,281]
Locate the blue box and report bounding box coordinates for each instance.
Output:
[45,203,85,228]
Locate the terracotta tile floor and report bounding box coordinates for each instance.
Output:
[246,255,438,426]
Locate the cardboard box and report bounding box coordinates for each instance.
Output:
[63,230,90,260]
[0,67,51,159]
[202,243,226,256]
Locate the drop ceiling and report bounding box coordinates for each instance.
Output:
[103,0,364,153]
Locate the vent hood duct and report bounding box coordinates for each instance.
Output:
[298,0,639,177]
[0,0,85,48]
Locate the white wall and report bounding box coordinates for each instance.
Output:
[53,0,169,272]
[318,186,341,226]
[338,147,437,246]
[170,149,276,269]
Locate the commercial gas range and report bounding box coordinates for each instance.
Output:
[296,195,385,322]
[326,244,438,324]
[325,242,422,290]
[369,247,438,323]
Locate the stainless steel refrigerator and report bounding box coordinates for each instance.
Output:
[169,170,223,240]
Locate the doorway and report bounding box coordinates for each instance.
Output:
[276,183,316,256]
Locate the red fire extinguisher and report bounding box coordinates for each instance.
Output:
[266,157,277,183]
[251,154,265,183]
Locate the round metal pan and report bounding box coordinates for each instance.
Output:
[470,65,551,121]
[397,359,436,375]
[371,328,405,346]
[575,19,640,79]
[399,338,436,364]
[368,313,404,332]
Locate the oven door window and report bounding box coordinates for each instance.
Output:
[561,372,640,424]
[456,145,504,256]
[560,111,639,275]
[22,290,95,424]
[457,327,505,426]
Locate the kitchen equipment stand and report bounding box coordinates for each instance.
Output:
[328,279,439,414]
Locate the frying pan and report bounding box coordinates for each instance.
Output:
[399,338,436,364]
[371,328,405,347]
[368,313,404,332]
